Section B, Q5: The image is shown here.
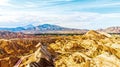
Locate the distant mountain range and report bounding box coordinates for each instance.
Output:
[98,26,120,33]
[0,24,119,34]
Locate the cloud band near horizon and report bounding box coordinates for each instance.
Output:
[0,0,120,29]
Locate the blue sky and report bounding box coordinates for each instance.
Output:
[0,0,120,29]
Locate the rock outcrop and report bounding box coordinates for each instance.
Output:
[0,30,120,67]
[48,30,120,67]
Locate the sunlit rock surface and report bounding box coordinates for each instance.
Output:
[0,30,120,67]
[48,30,120,67]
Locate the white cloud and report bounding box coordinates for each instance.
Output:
[0,0,12,6]
[0,11,120,29]
[102,2,120,6]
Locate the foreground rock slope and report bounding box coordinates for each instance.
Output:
[0,30,120,67]
[48,30,120,67]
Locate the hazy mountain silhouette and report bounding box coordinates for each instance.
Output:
[0,24,119,34]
